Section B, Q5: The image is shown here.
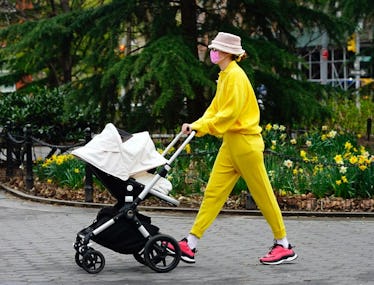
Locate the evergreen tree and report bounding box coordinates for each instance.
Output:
[0,0,366,134]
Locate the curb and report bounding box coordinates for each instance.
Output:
[1,183,374,218]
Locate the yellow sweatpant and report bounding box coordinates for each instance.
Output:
[190,132,286,240]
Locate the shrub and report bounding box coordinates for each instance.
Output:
[0,86,100,142]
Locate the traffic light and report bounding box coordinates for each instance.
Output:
[347,34,356,53]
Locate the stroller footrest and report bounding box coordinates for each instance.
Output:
[149,189,180,206]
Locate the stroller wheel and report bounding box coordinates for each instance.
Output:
[75,252,84,268]
[133,248,146,265]
[81,249,105,274]
[143,234,181,273]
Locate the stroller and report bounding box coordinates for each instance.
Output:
[72,123,195,273]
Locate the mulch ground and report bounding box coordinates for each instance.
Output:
[1,169,373,213]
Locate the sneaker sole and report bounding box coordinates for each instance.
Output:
[260,253,298,265]
[166,247,195,264]
[180,255,195,264]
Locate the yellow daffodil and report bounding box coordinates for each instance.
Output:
[359,164,367,171]
[184,143,191,154]
[349,156,358,164]
[300,150,307,158]
[56,156,64,165]
[344,141,352,151]
[334,154,344,165]
[358,155,367,165]
[311,156,318,163]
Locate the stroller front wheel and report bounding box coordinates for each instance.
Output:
[80,249,105,274]
[143,234,181,273]
[75,252,84,268]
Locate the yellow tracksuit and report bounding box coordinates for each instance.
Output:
[190,61,286,240]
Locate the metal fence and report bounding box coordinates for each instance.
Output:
[0,123,95,200]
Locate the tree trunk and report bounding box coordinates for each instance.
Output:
[180,0,206,121]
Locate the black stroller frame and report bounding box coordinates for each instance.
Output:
[73,129,196,273]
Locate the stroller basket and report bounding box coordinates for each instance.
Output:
[79,206,159,254]
[73,123,195,273]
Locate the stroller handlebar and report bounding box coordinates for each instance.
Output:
[165,131,195,166]
[161,130,196,157]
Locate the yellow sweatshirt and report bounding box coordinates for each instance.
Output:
[191,61,262,137]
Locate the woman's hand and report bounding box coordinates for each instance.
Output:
[182,123,192,134]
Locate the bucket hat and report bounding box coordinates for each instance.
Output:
[208,32,245,56]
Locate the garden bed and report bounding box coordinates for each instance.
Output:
[2,171,373,213]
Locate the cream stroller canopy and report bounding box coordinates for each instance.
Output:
[72,123,168,182]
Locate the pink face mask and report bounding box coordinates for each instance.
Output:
[210,50,220,64]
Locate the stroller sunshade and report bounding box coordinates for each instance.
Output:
[72,123,168,182]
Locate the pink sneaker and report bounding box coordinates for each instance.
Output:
[167,238,196,263]
[260,243,298,265]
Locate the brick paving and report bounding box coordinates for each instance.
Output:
[1,188,374,285]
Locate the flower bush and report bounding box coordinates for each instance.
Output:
[33,124,373,200]
[34,154,86,189]
[262,124,373,199]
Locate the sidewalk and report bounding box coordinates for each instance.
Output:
[1,188,374,285]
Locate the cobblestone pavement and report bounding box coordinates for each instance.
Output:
[1,189,374,285]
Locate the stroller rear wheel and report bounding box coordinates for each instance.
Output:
[143,234,181,273]
[80,249,105,274]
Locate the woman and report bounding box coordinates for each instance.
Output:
[170,32,297,265]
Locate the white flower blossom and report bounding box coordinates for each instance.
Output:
[339,166,347,174]
[327,130,337,138]
[283,159,293,169]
